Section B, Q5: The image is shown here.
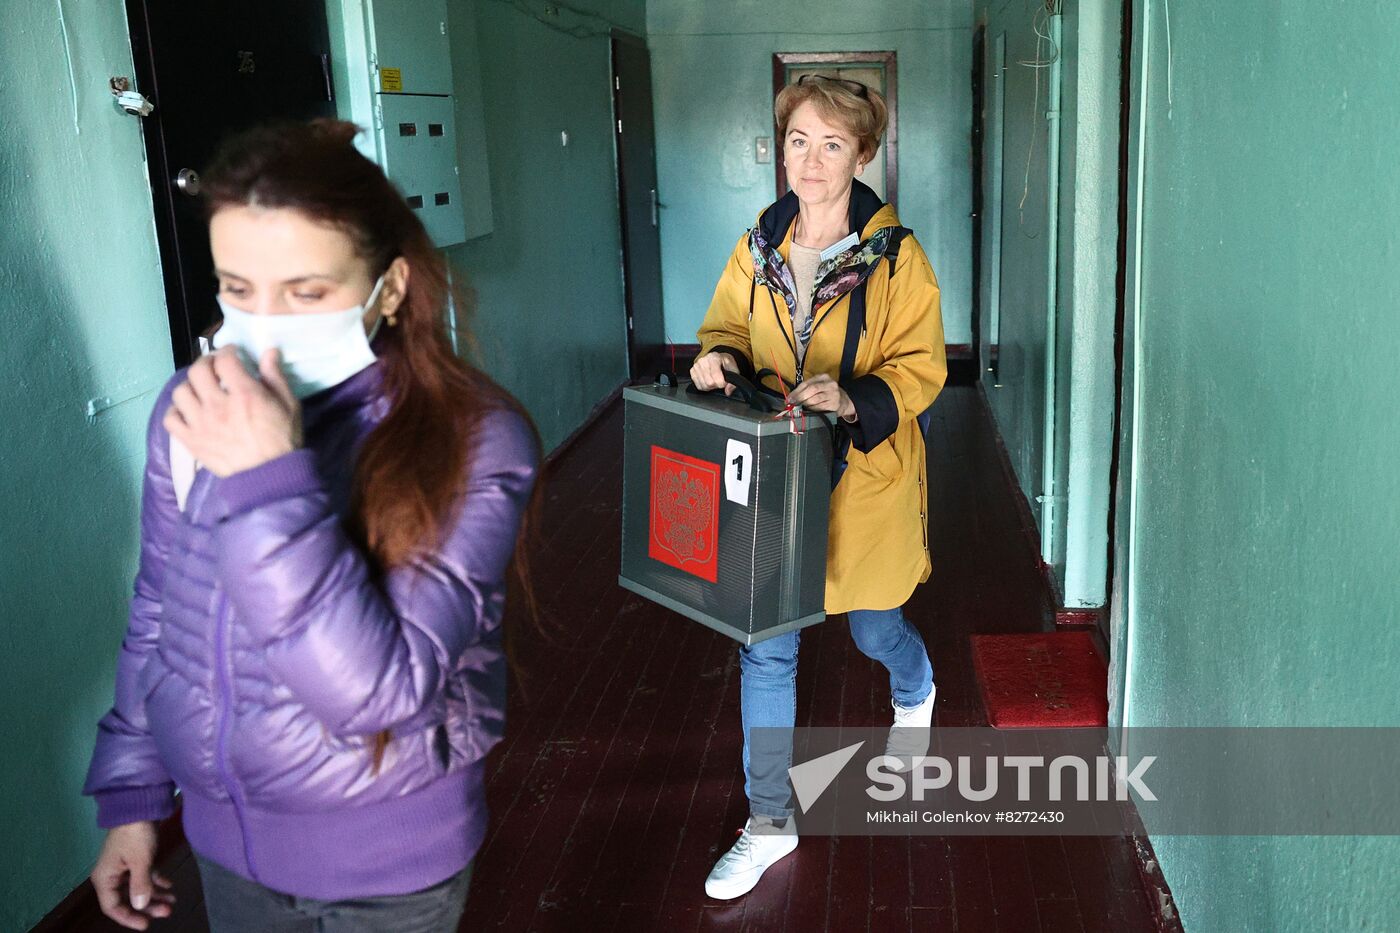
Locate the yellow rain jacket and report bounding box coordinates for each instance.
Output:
[696,181,947,614]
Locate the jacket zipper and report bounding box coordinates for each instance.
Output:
[789,229,890,382]
[770,285,842,384]
[765,226,882,382]
[213,591,260,880]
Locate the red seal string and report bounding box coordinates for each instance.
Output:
[768,349,807,435]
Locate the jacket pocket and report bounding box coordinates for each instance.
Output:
[857,434,903,484]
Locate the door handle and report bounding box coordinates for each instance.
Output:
[650,188,658,227]
[175,169,201,196]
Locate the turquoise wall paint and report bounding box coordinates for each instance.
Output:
[0,5,174,931]
[975,0,1119,609]
[446,0,640,449]
[1054,0,1120,610]
[1114,1,1400,929]
[976,0,1055,558]
[647,0,974,346]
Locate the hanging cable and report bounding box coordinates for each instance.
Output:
[1015,0,1062,220]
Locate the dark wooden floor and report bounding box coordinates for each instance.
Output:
[62,386,1167,933]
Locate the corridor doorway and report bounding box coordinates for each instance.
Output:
[611,31,667,380]
[125,0,337,367]
[977,32,1007,384]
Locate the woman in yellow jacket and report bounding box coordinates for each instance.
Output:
[691,75,947,899]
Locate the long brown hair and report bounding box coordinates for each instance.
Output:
[201,119,544,769]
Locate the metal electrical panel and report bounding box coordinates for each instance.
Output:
[335,0,493,245]
[369,0,453,95]
[379,96,461,242]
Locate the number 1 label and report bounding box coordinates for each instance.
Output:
[725,439,753,507]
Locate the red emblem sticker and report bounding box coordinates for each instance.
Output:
[649,445,720,582]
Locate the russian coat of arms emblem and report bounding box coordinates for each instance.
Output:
[648,446,720,582]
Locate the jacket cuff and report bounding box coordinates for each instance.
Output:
[841,374,899,452]
[95,784,177,829]
[708,344,756,382]
[213,449,323,517]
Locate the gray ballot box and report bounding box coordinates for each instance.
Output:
[618,381,834,645]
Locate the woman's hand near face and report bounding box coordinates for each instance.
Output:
[690,351,739,395]
[789,373,856,419]
[91,821,175,930]
[165,346,303,478]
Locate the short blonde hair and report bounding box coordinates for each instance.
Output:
[774,75,889,165]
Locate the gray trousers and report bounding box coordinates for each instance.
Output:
[196,856,473,933]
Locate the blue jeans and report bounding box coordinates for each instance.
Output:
[740,606,934,819]
[197,856,473,933]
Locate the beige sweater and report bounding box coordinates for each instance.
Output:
[789,241,822,364]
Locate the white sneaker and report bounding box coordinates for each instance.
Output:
[703,815,799,900]
[885,685,937,771]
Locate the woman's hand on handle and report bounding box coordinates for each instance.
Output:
[789,374,856,420]
[91,821,176,930]
[690,351,739,395]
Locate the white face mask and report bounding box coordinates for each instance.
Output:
[212,276,387,399]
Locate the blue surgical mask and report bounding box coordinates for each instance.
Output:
[212,276,386,398]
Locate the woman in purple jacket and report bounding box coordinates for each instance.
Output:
[83,120,540,931]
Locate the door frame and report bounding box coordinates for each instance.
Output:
[123,0,336,367]
[610,29,665,379]
[979,34,1007,384]
[124,0,198,365]
[771,51,899,208]
[1107,0,1143,744]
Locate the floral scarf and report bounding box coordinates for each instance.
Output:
[748,225,897,353]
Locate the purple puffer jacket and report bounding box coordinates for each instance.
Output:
[83,360,538,900]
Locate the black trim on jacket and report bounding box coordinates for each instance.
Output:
[841,373,900,452]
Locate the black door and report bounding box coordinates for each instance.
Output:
[126,0,337,367]
[611,32,667,379]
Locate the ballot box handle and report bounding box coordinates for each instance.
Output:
[685,371,786,413]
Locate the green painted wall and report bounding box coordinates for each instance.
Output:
[647,0,974,346]
[447,0,640,449]
[1054,1,1120,610]
[0,5,174,931]
[1114,1,1400,929]
[976,0,1057,565]
[975,0,1119,609]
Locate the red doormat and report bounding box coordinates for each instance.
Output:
[969,632,1108,728]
